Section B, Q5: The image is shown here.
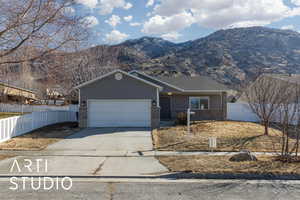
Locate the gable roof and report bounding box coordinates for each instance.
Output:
[129,70,183,91]
[156,76,228,91]
[129,70,228,92]
[74,69,163,90]
[0,81,36,94]
[264,74,300,85]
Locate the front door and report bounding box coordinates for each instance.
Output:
[160,96,171,120]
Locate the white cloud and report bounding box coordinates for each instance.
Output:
[124,2,133,9]
[291,0,300,6]
[98,0,132,15]
[105,30,129,44]
[130,22,141,26]
[124,15,133,22]
[148,0,300,30]
[81,16,99,28]
[146,0,155,7]
[142,11,195,34]
[75,0,98,8]
[105,15,121,27]
[161,32,181,41]
[281,24,296,30]
[63,6,75,15]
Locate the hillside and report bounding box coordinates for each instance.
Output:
[2,26,300,91]
[115,27,300,85]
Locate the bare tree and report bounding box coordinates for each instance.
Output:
[245,75,289,135]
[30,49,121,104]
[0,0,89,65]
[273,81,300,159]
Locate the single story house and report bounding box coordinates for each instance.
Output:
[0,81,37,104]
[238,73,300,103]
[75,70,228,128]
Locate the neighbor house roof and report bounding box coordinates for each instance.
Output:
[264,74,300,85]
[237,73,300,102]
[0,81,36,94]
[129,70,228,92]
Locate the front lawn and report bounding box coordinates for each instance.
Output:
[153,121,290,152]
[0,112,22,119]
[0,155,13,161]
[158,155,300,175]
[0,122,80,150]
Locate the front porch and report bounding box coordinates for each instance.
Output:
[159,92,227,121]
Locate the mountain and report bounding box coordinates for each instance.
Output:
[115,27,300,86]
[120,37,178,58]
[2,26,300,91]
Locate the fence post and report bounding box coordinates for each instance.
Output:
[187,108,190,134]
[31,112,35,131]
[0,110,76,143]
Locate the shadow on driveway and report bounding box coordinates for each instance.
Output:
[66,127,152,139]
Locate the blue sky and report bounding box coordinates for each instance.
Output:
[71,0,300,45]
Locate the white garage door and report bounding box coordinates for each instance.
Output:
[88,100,151,127]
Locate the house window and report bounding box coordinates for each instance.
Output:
[189,97,209,110]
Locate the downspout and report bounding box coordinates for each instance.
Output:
[157,88,160,107]
[77,89,80,122]
[78,89,81,109]
[220,92,223,120]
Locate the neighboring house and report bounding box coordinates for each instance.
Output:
[75,70,228,128]
[0,81,37,104]
[39,87,66,105]
[238,74,300,103]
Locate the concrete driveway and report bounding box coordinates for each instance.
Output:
[47,127,154,154]
[0,128,168,177]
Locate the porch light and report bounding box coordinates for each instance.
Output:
[167,92,172,96]
[152,100,157,106]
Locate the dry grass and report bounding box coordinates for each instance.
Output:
[153,121,290,152]
[0,122,80,150]
[0,155,13,161]
[158,155,300,175]
[0,112,23,119]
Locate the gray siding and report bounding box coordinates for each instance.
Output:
[79,71,159,128]
[80,73,157,101]
[162,92,227,121]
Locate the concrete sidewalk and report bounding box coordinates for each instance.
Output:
[0,127,282,177]
[0,149,282,157]
[0,128,169,177]
[0,149,279,177]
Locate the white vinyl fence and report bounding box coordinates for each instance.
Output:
[227,103,259,122]
[0,103,78,113]
[227,103,300,125]
[0,111,77,143]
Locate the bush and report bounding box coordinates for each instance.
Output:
[176,112,187,125]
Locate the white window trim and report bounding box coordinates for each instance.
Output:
[189,96,210,110]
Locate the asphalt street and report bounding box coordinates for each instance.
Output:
[0,179,300,200]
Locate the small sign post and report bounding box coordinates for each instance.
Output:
[209,137,217,151]
[187,108,195,134]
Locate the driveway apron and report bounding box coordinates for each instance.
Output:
[0,128,168,176]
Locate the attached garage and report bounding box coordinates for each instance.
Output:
[88,99,151,127]
[75,70,161,128]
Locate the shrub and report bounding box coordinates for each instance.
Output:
[176,112,187,125]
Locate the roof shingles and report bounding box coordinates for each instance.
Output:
[155,76,228,91]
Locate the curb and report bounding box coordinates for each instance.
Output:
[0,172,300,181]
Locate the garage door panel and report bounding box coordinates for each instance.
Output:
[88,100,151,127]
